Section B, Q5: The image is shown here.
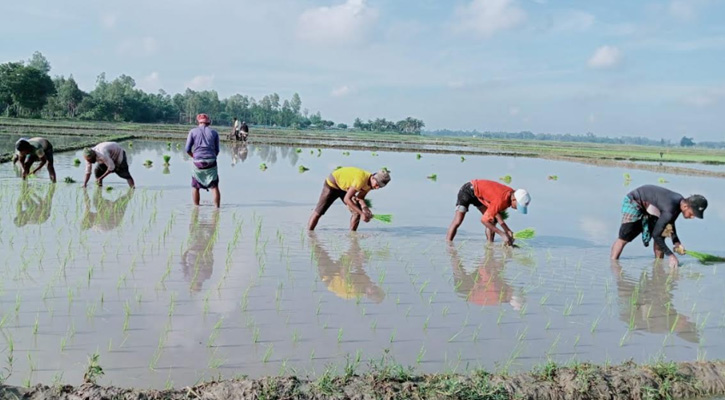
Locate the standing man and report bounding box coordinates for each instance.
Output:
[308,166,391,231]
[611,185,707,268]
[446,179,531,244]
[241,120,249,142]
[82,142,135,188]
[12,137,56,183]
[232,117,241,140]
[185,113,220,208]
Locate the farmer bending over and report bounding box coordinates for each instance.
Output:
[611,184,707,268]
[186,113,220,207]
[446,179,531,244]
[308,167,391,231]
[82,142,135,188]
[12,137,56,183]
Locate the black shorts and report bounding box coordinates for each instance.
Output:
[95,152,132,180]
[618,217,658,242]
[455,182,484,213]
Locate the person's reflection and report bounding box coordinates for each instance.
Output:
[447,244,523,309]
[181,208,219,292]
[14,183,56,227]
[308,233,385,303]
[230,142,248,167]
[611,261,699,343]
[81,187,134,232]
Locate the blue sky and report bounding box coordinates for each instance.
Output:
[1,0,724,140]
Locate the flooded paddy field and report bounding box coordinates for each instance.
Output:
[1,139,724,389]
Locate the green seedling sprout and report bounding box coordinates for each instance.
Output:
[298,165,310,173]
[416,153,422,159]
[73,158,81,166]
[686,250,725,263]
[106,186,113,192]
[372,152,378,156]
[548,175,558,181]
[63,176,76,184]
[143,160,153,167]
[658,177,668,183]
[83,352,104,384]
[163,155,171,166]
[342,151,350,156]
[259,163,268,171]
[500,175,512,184]
[295,148,302,153]
[426,174,437,181]
[514,228,536,240]
[460,156,465,162]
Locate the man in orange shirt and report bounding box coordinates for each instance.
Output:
[446,180,531,244]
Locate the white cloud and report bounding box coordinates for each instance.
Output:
[117,36,159,56]
[587,45,622,69]
[549,10,594,32]
[331,85,354,97]
[100,14,117,29]
[453,0,527,38]
[139,72,161,92]
[669,0,696,21]
[185,75,215,90]
[297,0,378,45]
[683,87,725,107]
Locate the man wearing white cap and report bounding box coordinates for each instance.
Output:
[446,179,531,244]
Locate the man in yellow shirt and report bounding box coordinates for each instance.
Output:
[308,166,391,231]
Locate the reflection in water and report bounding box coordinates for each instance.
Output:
[309,233,385,303]
[611,262,699,343]
[14,183,56,227]
[230,142,249,167]
[181,208,219,292]
[448,245,523,309]
[81,187,134,232]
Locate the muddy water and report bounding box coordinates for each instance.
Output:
[0,140,724,389]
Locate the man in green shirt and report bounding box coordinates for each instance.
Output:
[12,137,56,183]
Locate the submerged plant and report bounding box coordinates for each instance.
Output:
[259,163,268,171]
[63,177,76,184]
[163,155,171,166]
[298,165,310,173]
[500,175,512,184]
[426,174,437,181]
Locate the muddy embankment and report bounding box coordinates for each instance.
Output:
[3,360,725,400]
[2,123,725,178]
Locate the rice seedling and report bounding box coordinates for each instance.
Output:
[426,173,437,181]
[390,328,396,343]
[687,250,725,263]
[73,158,81,166]
[590,316,601,333]
[162,155,171,166]
[416,345,426,364]
[63,176,76,183]
[337,328,344,343]
[295,148,302,153]
[658,177,668,183]
[298,165,310,173]
[342,151,350,156]
[416,153,422,159]
[499,175,512,184]
[547,175,558,181]
[143,160,153,167]
[460,156,465,162]
[372,152,378,156]
[514,228,536,240]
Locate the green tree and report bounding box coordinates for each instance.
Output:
[27,51,51,74]
[680,136,695,147]
[0,61,55,115]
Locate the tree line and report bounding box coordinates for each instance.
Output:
[0,52,424,134]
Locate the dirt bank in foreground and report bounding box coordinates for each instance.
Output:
[3,360,725,399]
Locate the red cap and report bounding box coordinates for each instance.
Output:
[196,113,211,124]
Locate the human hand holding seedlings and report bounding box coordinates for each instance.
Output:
[673,243,686,255]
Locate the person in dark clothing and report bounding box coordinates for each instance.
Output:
[12,137,56,183]
[611,185,708,268]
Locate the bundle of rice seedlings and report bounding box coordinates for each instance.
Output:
[547,175,558,181]
[73,158,81,166]
[259,163,268,171]
[500,175,512,184]
[416,154,422,159]
[298,165,309,173]
[427,174,437,181]
[514,228,535,240]
[143,160,153,167]
[686,250,725,263]
[64,176,76,184]
[498,210,509,221]
[163,155,171,166]
[372,214,393,223]
[295,148,302,153]
[364,199,373,209]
